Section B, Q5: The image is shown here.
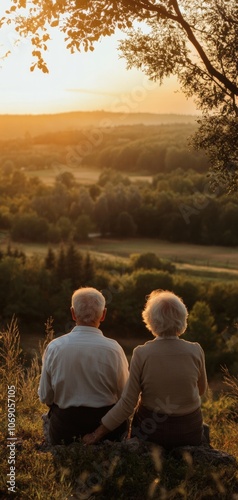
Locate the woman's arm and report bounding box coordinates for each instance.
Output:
[197,346,208,396]
[101,348,142,431]
[83,347,143,444]
[83,424,109,445]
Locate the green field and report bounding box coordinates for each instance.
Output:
[2,236,238,280]
[26,167,153,186]
[83,237,238,269]
[26,166,101,186]
[85,238,238,281]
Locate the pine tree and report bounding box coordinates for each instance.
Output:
[66,244,84,289]
[44,247,56,270]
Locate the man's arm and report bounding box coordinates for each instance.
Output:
[38,347,54,405]
[116,347,130,399]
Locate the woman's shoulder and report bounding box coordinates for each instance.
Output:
[179,338,204,353]
[133,338,157,355]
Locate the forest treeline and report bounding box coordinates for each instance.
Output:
[0,123,237,246]
[0,245,237,376]
[0,162,237,246]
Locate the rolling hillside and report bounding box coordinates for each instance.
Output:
[0,111,198,139]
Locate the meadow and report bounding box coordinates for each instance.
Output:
[2,236,237,278]
[26,166,102,186]
[25,166,153,187]
[82,237,238,272]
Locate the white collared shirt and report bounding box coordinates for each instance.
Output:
[38,326,129,409]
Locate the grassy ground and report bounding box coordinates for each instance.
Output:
[0,320,238,499]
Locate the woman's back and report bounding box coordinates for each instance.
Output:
[137,337,207,415]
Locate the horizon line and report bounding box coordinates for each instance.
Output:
[0,109,199,117]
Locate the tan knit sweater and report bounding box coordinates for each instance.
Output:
[102,337,208,431]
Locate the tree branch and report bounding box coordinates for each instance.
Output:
[170,0,238,96]
[128,0,179,22]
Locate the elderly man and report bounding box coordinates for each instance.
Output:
[39,287,129,445]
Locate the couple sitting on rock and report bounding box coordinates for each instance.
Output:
[39,286,208,448]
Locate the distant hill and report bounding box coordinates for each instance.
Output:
[0,111,198,140]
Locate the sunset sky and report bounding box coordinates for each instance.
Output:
[0,5,198,116]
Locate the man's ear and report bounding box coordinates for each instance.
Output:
[71,306,76,322]
[100,308,107,323]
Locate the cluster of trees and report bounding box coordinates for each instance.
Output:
[1,165,238,246]
[0,246,237,376]
[71,124,209,174]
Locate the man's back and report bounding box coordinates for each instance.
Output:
[38,286,129,445]
[39,325,129,408]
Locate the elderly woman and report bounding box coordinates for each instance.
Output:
[83,290,208,448]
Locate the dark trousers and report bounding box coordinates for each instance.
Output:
[48,403,128,445]
[130,405,203,449]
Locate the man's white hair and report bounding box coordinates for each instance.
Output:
[72,287,105,324]
[142,290,188,337]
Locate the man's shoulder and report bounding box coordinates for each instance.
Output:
[45,332,71,351]
[45,331,125,358]
[100,335,124,352]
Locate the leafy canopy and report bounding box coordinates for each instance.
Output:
[1,0,238,190]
